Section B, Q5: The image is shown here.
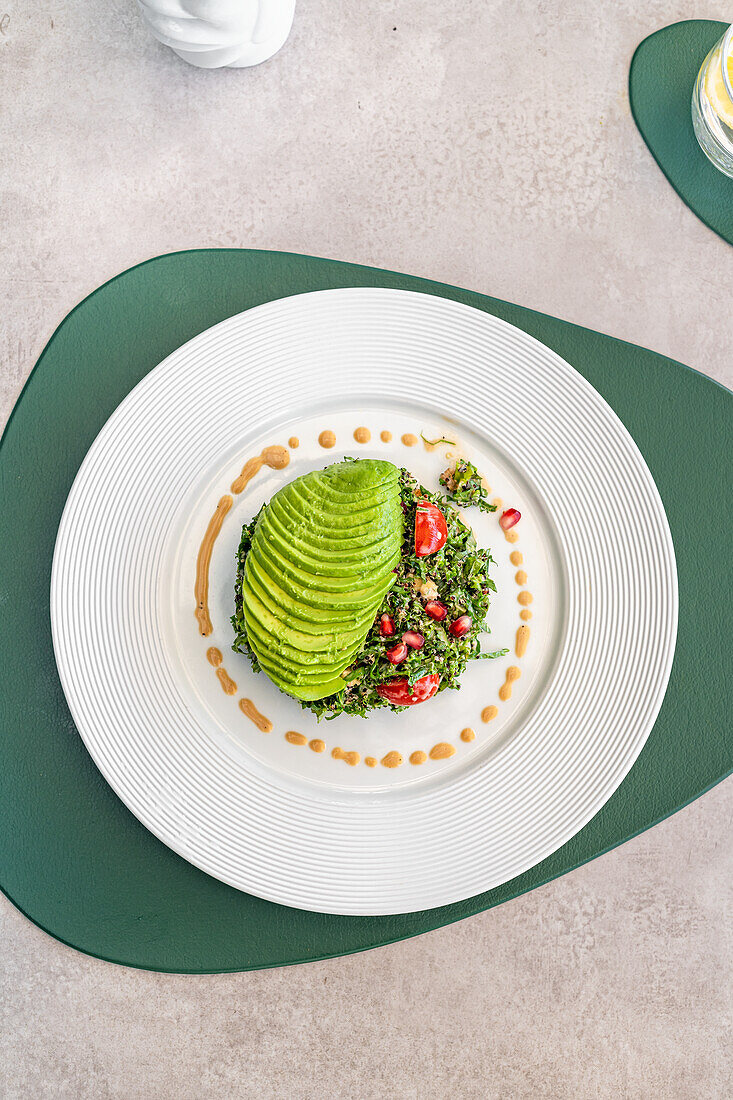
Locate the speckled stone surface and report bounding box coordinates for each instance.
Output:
[1,1,731,1096]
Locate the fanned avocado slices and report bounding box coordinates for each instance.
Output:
[236,459,403,701]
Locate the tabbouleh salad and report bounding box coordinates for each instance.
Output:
[232,458,507,720]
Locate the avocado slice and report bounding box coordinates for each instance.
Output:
[242,582,367,657]
[269,494,398,548]
[251,629,364,680]
[264,501,397,564]
[256,510,399,581]
[248,540,396,610]
[245,554,367,625]
[249,640,349,700]
[236,458,403,700]
[244,562,375,641]
[248,535,399,598]
[280,480,400,527]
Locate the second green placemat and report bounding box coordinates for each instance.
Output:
[0,249,731,972]
[630,19,732,244]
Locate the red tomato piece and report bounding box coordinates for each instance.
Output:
[377,673,440,706]
[415,500,448,557]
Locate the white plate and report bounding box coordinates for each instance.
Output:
[51,288,677,914]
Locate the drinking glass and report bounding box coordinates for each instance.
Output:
[691,23,733,177]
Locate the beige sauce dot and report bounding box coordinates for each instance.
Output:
[309,738,326,753]
[332,747,360,767]
[429,742,456,760]
[520,608,533,621]
[499,665,521,701]
[401,433,418,447]
[492,497,503,509]
[460,727,476,743]
[285,730,307,746]
[518,590,533,606]
[215,667,237,695]
[364,756,378,768]
[410,750,427,765]
[515,624,530,659]
[381,750,403,768]
[194,495,233,636]
[509,550,523,566]
[318,430,336,449]
[380,430,392,443]
[515,569,528,585]
[231,445,289,494]
[504,529,520,543]
[239,698,273,733]
[206,647,223,667]
[288,436,299,449]
[481,705,499,723]
[353,426,371,443]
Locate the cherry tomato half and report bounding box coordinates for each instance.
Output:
[414,500,447,557]
[377,673,440,706]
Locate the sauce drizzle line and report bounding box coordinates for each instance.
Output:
[230,445,289,495]
[194,495,233,636]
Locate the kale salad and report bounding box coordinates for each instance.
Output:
[232,457,507,720]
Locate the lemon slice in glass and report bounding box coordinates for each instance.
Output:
[704,43,733,129]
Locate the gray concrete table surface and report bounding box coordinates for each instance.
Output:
[1,2,732,1097]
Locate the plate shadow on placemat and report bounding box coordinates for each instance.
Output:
[0,249,731,972]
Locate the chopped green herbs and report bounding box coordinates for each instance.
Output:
[232,467,506,719]
[439,458,497,513]
[420,432,457,447]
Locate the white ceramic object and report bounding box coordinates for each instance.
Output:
[138,0,296,69]
[51,289,677,915]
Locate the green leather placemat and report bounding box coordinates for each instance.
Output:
[1,250,731,973]
[630,19,733,244]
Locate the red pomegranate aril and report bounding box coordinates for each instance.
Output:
[499,508,521,530]
[379,613,396,637]
[448,614,472,638]
[424,599,448,621]
[402,630,425,650]
[385,642,408,664]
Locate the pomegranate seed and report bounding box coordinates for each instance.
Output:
[424,599,448,621]
[385,642,408,664]
[448,614,472,638]
[379,614,396,637]
[402,630,425,650]
[499,508,521,530]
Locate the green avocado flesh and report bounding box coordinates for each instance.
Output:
[240,459,403,701]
